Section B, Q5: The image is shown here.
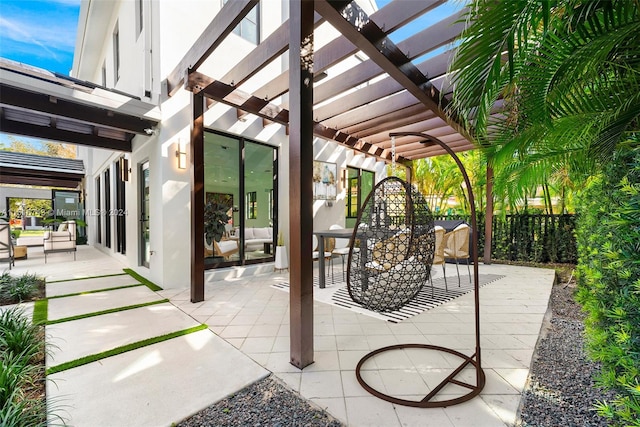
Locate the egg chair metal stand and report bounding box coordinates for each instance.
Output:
[349,132,485,408]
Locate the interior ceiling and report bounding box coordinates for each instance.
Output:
[204,132,273,190]
[168,0,487,164]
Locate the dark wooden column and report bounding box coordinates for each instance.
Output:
[483,165,494,264]
[191,92,205,302]
[289,0,315,369]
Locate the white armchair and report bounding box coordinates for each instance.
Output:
[0,220,14,269]
[43,220,77,263]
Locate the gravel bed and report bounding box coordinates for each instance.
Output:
[517,278,617,426]
[177,375,344,427]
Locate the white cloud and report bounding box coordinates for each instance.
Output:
[0,11,77,59]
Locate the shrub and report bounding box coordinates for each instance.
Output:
[576,146,640,425]
[0,307,47,427]
[0,273,43,304]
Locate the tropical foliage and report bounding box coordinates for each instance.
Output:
[0,136,76,159]
[576,146,640,425]
[449,0,640,204]
[0,307,50,427]
[449,1,640,423]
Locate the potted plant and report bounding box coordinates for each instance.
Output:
[274,231,288,272]
[204,199,231,245]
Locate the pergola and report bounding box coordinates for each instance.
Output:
[0,58,160,152]
[168,0,495,369]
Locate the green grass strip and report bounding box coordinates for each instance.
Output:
[33,299,48,325]
[46,324,208,375]
[46,299,169,325]
[47,283,144,299]
[123,268,163,291]
[47,272,127,284]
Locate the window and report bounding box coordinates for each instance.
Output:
[346,167,375,219]
[113,23,120,82]
[135,0,143,37]
[222,0,259,44]
[115,158,127,255]
[246,191,257,219]
[104,169,111,248]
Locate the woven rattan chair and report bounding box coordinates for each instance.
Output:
[347,176,435,312]
[444,223,471,286]
[430,225,448,293]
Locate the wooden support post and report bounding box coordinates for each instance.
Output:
[483,165,494,264]
[288,0,315,369]
[191,93,205,302]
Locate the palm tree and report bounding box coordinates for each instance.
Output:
[449,0,639,187]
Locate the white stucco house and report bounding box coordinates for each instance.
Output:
[71,0,390,289]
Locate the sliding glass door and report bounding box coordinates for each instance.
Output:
[203,131,277,268]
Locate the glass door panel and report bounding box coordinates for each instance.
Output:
[139,161,150,267]
[204,133,240,266]
[244,141,275,262]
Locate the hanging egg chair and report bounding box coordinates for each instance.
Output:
[347,176,436,312]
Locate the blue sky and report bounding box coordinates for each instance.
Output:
[0,0,80,147]
[0,0,80,74]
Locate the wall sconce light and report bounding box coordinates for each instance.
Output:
[176,140,187,169]
[121,158,130,182]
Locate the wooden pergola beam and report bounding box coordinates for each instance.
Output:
[371,118,449,145]
[314,11,465,106]
[322,90,420,131]
[0,85,156,134]
[314,52,453,123]
[166,0,258,96]
[288,0,315,370]
[187,71,399,163]
[316,1,444,110]
[343,104,433,137]
[0,117,132,151]
[252,0,442,103]
[190,93,205,303]
[219,13,324,90]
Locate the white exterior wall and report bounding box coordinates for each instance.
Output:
[73,0,382,288]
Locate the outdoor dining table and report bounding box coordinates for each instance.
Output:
[313,228,354,289]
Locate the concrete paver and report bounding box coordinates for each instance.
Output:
[46,274,138,297]
[46,303,201,366]
[47,286,163,321]
[47,329,269,426]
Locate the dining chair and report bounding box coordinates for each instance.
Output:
[312,234,334,283]
[329,224,351,281]
[443,223,471,286]
[430,225,447,293]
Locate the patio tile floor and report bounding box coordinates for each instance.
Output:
[8,246,555,426]
[159,262,555,426]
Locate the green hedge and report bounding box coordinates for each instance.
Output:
[576,147,640,425]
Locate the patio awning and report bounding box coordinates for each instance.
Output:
[0,150,84,188]
[0,58,161,152]
[166,0,486,163]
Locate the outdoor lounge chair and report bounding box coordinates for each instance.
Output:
[43,220,76,263]
[0,220,14,269]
